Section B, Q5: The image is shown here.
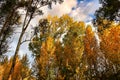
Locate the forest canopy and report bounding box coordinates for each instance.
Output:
[0,0,120,80]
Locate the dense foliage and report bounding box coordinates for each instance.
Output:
[0,0,120,80]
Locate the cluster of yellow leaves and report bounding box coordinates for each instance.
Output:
[37,36,56,79]
[84,25,96,56]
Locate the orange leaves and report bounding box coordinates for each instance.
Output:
[46,37,55,54]
[84,25,95,55]
[100,23,120,63]
[0,55,32,80]
[101,24,120,53]
[0,65,4,80]
[86,25,94,38]
[11,61,22,80]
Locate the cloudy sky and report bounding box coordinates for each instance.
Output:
[46,0,100,21]
[9,0,100,59]
[31,0,100,26]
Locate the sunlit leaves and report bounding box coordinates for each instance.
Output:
[46,36,55,53]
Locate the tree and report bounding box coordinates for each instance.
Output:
[29,15,86,80]
[61,21,85,80]
[29,15,73,79]
[35,36,56,80]
[6,0,63,79]
[29,15,73,57]
[100,23,120,79]
[84,25,101,80]
[94,0,120,32]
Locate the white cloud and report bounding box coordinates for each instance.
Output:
[31,0,100,23]
[29,0,78,25]
[38,0,100,22]
[70,0,100,21]
[41,0,77,17]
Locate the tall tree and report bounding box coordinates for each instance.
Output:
[100,23,120,79]
[61,21,85,80]
[5,0,64,80]
[84,25,101,80]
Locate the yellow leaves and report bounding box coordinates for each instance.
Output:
[41,36,56,55]
[86,25,92,32]
[46,36,54,53]
[23,77,29,80]
[38,36,57,79]
[84,25,96,55]
[103,19,109,25]
[78,22,85,33]
[47,15,59,23]
[86,25,94,36]
[40,42,49,65]
[60,14,73,23]
[76,67,80,74]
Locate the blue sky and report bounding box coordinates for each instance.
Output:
[77,0,93,3]
[8,0,100,59]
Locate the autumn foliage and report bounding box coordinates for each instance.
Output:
[0,15,120,80]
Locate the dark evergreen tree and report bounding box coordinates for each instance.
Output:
[94,0,120,32]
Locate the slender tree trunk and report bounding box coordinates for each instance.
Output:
[5,11,34,80]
